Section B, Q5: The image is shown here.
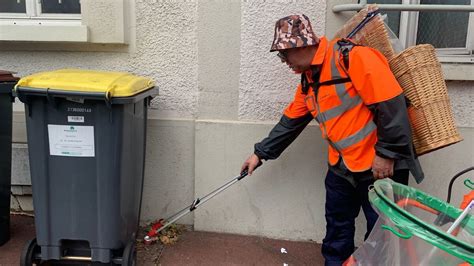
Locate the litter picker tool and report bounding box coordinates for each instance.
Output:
[346,9,380,39]
[144,161,263,244]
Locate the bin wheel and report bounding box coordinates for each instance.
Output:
[20,238,41,266]
[122,241,136,266]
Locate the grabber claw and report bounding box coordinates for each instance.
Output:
[144,219,165,244]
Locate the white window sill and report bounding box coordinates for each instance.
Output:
[441,62,474,81]
[0,21,87,42]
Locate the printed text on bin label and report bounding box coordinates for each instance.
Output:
[68,116,85,123]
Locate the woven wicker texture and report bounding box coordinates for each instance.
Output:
[333,5,395,60]
[389,44,462,155]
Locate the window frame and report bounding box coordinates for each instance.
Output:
[0,0,128,45]
[396,0,474,62]
[0,0,81,21]
[0,0,85,42]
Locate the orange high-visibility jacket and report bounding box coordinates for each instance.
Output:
[255,36,424,182]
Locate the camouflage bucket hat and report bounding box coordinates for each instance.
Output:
[270,14,319,52]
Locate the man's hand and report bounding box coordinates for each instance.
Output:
[372,155,394,180]
[241,154,261,176]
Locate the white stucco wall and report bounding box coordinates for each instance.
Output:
[239,0,326,121]
[2,0,199,119]
[4,0,474,244]
[134,1,199,119]
[447,81,474,127]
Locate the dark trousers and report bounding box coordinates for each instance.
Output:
[321,169,409,266]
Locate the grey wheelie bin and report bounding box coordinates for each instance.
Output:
[0,70,19,246]
[15,69,158,265]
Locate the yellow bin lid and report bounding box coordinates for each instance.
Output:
[16,69,155,98]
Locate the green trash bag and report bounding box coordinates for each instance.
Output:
[344,179,473,266]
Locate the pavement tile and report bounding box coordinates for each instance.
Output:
[0,215,324,266]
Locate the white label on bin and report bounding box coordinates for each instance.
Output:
[48,125,95,157]
[68,116,84,123]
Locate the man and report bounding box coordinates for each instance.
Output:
[241,14,424,265]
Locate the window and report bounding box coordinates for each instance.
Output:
[0,0,81,19]
[0,0,128,44]
[366,0,474,62]
[0,0,87,42]
[0,0,127,44]
[0,0,27,14]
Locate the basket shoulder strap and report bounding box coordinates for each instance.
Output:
[336,38,360,70]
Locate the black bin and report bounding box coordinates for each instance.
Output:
[0,70,19,246]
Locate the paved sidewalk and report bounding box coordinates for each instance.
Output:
[0,215,324,265]
[0,214,36,266]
